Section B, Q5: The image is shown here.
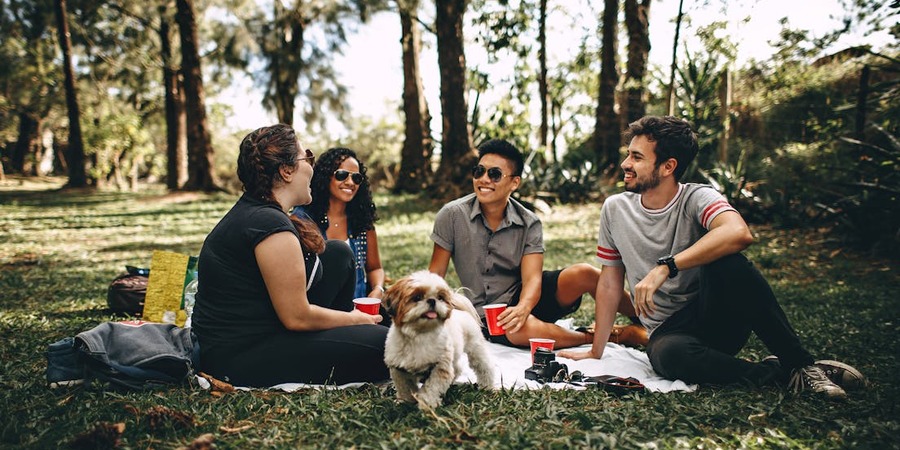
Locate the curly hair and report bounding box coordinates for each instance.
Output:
[236,124,301,204]
[305,147,378,235]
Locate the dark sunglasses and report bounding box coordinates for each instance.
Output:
[334,169,364,185]
[471,164,512,182]
[299,149,315,166]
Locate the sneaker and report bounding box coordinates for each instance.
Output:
[789,365,847,400]
[814,360,867,390]
[762,356,867,390]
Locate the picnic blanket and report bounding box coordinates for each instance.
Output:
[199,341,696,393]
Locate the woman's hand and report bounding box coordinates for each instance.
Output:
[349,308,382,325]
[367,286,384,299]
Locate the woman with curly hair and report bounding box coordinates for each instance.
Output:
[293,147,385,299]
[193,125,388,387]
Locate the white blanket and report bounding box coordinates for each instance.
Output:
[202,341,696,393]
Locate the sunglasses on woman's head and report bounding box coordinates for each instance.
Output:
[299,149,315,166]
[471,164,512,182]
[334,169,364,185]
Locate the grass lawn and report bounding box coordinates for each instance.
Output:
[1,176,898,449]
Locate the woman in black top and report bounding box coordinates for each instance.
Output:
[192,124,388,387]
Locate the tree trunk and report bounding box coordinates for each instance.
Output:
[593,0,620,172]
[624,0,650,125]
[855,64,869,142]
[666,0,685,116]
[538,0,549,157]
[718,68,731,162]
[54,0,88,188]
[176,0,218,191]
[11,113,39,174]
[434,0,474,192]
[160,4,188,190]
[270,0,304,125]
[394,0,434,193]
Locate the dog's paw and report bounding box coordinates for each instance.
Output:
[412,392,441,411]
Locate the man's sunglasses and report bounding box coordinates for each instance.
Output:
[299,149,315,166]
[471,164,513,182]
[334,169,364,185]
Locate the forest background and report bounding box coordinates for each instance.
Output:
[1,1,899,448]
[2,0,898,254]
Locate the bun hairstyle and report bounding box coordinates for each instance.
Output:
[289,215,326,254]
[237,124,301,204]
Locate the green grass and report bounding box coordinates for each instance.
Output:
[1,176,898,449]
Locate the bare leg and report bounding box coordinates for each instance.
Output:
[505,316,592,348]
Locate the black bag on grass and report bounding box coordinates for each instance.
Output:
[107,266,149,316]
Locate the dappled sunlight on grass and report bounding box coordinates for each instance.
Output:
[0,183,897,448]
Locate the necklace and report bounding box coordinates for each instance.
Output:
[323,213,342,228]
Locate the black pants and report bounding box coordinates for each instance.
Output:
[647,253,814,386]
[213,240,389,387]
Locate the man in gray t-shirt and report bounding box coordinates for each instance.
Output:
[561,116,864,400]
[429,139,639,349]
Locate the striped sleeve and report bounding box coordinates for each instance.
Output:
[699,198,736,229]
[596,245,621,262]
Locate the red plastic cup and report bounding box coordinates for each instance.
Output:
[353,297,381,315]
[483,304,507,336]
[529,338,556,361]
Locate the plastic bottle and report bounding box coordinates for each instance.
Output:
[183,272,199,328]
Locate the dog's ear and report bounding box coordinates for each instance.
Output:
[381,286,398,318]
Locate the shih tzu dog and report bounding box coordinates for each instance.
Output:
[382,271,496,411]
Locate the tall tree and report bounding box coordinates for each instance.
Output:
[1,0,60,176]
[265,0,305,125]
[175,0,218,191]
[53,0,87,187]
[159,3,188,189]
[593,0,620,171]
[241,0,374,128]
[666,0,685,115]
[394,0,434,193]
[434,0,474,191]
[538,0,549,156]
[623,0,650,125]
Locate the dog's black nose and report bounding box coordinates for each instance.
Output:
[427,298,436,308]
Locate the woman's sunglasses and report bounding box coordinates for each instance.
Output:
[299,149,315,166]
[471,164,512,182]
[334,169,364,185]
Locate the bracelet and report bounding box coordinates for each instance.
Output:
[374,285,385,293]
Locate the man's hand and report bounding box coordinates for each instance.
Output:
[497,303,532,334]
[633,265,668,317]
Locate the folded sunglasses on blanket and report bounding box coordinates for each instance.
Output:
[568,372,646,395]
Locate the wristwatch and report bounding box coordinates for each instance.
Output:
[657,255,679,278]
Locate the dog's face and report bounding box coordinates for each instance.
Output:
[383,271,455,332]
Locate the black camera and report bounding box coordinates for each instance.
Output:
[524,347,569,383]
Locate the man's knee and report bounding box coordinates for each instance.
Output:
[559,263,600,291]
[648,334,706,381]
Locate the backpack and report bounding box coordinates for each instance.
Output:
[107,266,149,316]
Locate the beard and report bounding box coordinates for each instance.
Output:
[624,168,662,194]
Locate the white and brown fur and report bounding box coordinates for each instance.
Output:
[382,271,495,410]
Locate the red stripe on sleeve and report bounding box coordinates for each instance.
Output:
[596,245,621,261]
[701,200,733,228]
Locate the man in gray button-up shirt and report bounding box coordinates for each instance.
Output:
[429,139,606,349]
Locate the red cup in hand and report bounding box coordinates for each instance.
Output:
[353,297,381,315]
[483,304,507,336]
